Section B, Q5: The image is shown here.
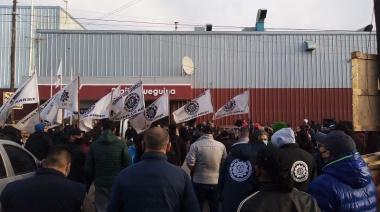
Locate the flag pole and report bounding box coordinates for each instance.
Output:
[247,88,251,125]
[209,82,216,127]
[70,66,73,125]
[50,65,53,98]
[60,65,64,128]
[77,74,80,128]
[167,92,170,125]
[141,76,147,130]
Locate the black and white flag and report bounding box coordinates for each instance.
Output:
[214,90,249,119]
[173,89,214,123]
[129,92,169,134]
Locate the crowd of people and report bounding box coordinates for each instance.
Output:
[0,116,378,211]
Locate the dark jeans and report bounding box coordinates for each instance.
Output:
[192,182,219,212]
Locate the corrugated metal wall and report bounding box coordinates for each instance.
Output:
[34,30,376,126]
[36,31,376,89]
[0,6,84,88]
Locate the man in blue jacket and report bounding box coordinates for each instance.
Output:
[307,130,377,211]
[108,127,200,212]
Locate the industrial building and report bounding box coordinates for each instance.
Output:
[0,6,377,126]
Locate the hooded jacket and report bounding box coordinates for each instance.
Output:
[85,129,131,187]
[307,150,377,211]
[271,128,318,191]
[218,141,266,212]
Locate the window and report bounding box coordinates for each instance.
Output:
[4,145,37,175]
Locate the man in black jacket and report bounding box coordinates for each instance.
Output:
[237,146,320,212]
[65,128,86,184]
[0,145,94,212]
[25,123,54,160]
[271,128,318,192]
[218,127,266,212]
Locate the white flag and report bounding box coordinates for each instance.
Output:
[173,89,214,124]
[129,92,169,134]
[40,76,80,123]
[81,90,113,121]
[15,95,57,133]
[109,80,145,121]
[54,60,62,88]
[79,119,93,132]
[15,107,40,133]
[214,90,249,120]
[111,85,121,101]
[0,73,39,126]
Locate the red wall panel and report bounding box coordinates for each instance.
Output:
[192,88,352,128]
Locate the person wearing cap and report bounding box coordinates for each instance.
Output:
[85,119,131,212]
[311,132,327,175]
[0,145,94,212]
[108,127,200,212]
[65,128,87,184]
[307,130,377,211]
[271,128,318,192]
[237,146,320,212]
[218,127,266,212]
[25,122,54,161]
[185,124,227,212]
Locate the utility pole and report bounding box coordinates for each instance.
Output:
[11,0,16,92]
[10,0,17,122]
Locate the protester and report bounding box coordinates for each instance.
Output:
[249,130,270,145]
[65,128,87,184]
[218,127,266,212]
[186,125,227,212]
[124,125,138,142]
[25,123,54,160]
[217,130,234,153]
[335,122,366,155]
[80,131,93,153]
[0,125,22,145]
[0,145,94,212]
[307,131,377,211]
[237,146,320,212]
[235,117,243,127]
[179,123,192,150]
[108,127,200,212]
[271,128,318,191]
[168,124,187,166]
[85,119,131,212]
[189,123,203,145]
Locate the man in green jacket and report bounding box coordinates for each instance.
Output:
[85,119,131,212]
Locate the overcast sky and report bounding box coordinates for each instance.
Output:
[0,0,375,31]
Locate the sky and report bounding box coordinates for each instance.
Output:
[0,0,375,31]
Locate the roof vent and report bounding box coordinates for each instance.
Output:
[255,9,267,31]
